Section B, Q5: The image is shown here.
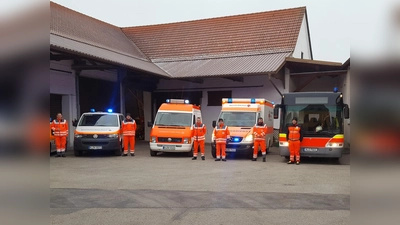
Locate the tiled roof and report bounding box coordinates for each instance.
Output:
[122,7,305,61]
[50,1,149,62]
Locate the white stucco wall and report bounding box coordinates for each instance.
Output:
[155,75,284,142]
[293,15,312,59]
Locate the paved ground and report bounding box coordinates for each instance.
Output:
[50,141,350,225]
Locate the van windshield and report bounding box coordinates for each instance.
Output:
[78,114,119,127]
[218,112,256,127]
[155,112,192,127]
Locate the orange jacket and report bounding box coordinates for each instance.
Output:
[122,119,136,136]
[192,123,206,141]
[287,124,303,141]
[51,119,68,136]
[253,123,267,141]
[214,125,230,143]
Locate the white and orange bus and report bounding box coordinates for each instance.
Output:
[274,92,350,159]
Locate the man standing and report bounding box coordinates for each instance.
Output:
[252,117,268,162]
[51,113,68,157]
[287,117,303,165]
[192,117,206,160]
[122,113,136,157]
[214,118,230,162]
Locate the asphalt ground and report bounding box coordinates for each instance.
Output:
[50,141,350,225]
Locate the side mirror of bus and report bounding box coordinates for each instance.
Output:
[147,121,153,127]
[344,105,350,119]
[273,104,280,119]
[212,120,216,128]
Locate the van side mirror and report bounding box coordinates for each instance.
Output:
[147,121,153,127]
[273,104,280,119]
[72,119,78,127]
[212,120,216,128]
[344,105,350,119]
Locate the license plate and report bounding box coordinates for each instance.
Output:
[163,145,175,150]
[89,146,102,150]
[226,148,236,152]
[304,148,318,152]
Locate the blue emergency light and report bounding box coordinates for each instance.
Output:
[90,108,95,112]
[228,98,233,103]
[251,98,256,103]
[107,109,113,113]
[232,137,240,142]
[333,87,338,93]
[166,99,171,103]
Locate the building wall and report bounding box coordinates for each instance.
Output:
[156,75,284,142]
[293,15,312,59]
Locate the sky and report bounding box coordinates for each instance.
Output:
[2,0,398,63]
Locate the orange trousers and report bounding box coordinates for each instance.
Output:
[216,142,226,159]
[288,140,300,162]
[123,136,135,154]
[55,136,67,152]
[193,140,205,157]
[253,140,266,158]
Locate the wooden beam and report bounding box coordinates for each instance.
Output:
[290,70,347,76]
[222,76,244,82]
[293,75,318,92]
[50,53,77,61]
[71,64,116,71]
[176,78,204,84]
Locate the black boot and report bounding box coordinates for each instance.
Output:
[215,158,221,161]
[263,155,266,162]
[122,154,127,157]
[131,153,135,156]
[222,159,227,162]
[252,158,257,161]
[201,156,205,160]
[55,152,61,157]
[62,152,66,157]
[192,157,197,160]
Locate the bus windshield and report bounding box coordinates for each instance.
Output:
[155,112,192,127]
[281,104,343,137]
[218,112,256,127]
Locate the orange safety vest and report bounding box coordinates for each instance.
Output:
[192,123,206,141]
[214,125,230,143]
[253,124,267,141]
[51,119,68,136]
[287,125,301,141]
[122,119,136,136]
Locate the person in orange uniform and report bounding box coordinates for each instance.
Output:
[252,117,268,162]
[51,113,68,157]
[192,117,207,160]
[214,118,230,162]
[121,113,137,157]
[286,117,303,165]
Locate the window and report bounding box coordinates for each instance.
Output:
[207,91,232,106]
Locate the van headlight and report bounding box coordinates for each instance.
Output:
[151,137,156,143]
[244,135,253,142]
[75,134,83,138]
[108,134,118,138]
[183,138,190,144]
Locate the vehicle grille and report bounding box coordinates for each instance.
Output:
[158,137,182,143]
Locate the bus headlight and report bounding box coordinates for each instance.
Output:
[244,135,253,142]
[279,141,289,147]
[325,142,343,148]
[151,137,156,143]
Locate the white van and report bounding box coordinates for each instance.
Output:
[73,112,124,156]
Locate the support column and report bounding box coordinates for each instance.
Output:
[284,68,290,93]
[118,68,126,114]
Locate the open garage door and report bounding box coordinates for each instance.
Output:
[50,94,62,120]
[79,76,120,114]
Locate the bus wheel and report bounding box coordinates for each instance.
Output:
[150,149,157,156]
[187,147,193,157]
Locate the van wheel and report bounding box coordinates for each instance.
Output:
[114,147,122,156]
[150,149,157,156]
[74,149,82,156]
[211,147,216,158]
[187,147,193,157]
